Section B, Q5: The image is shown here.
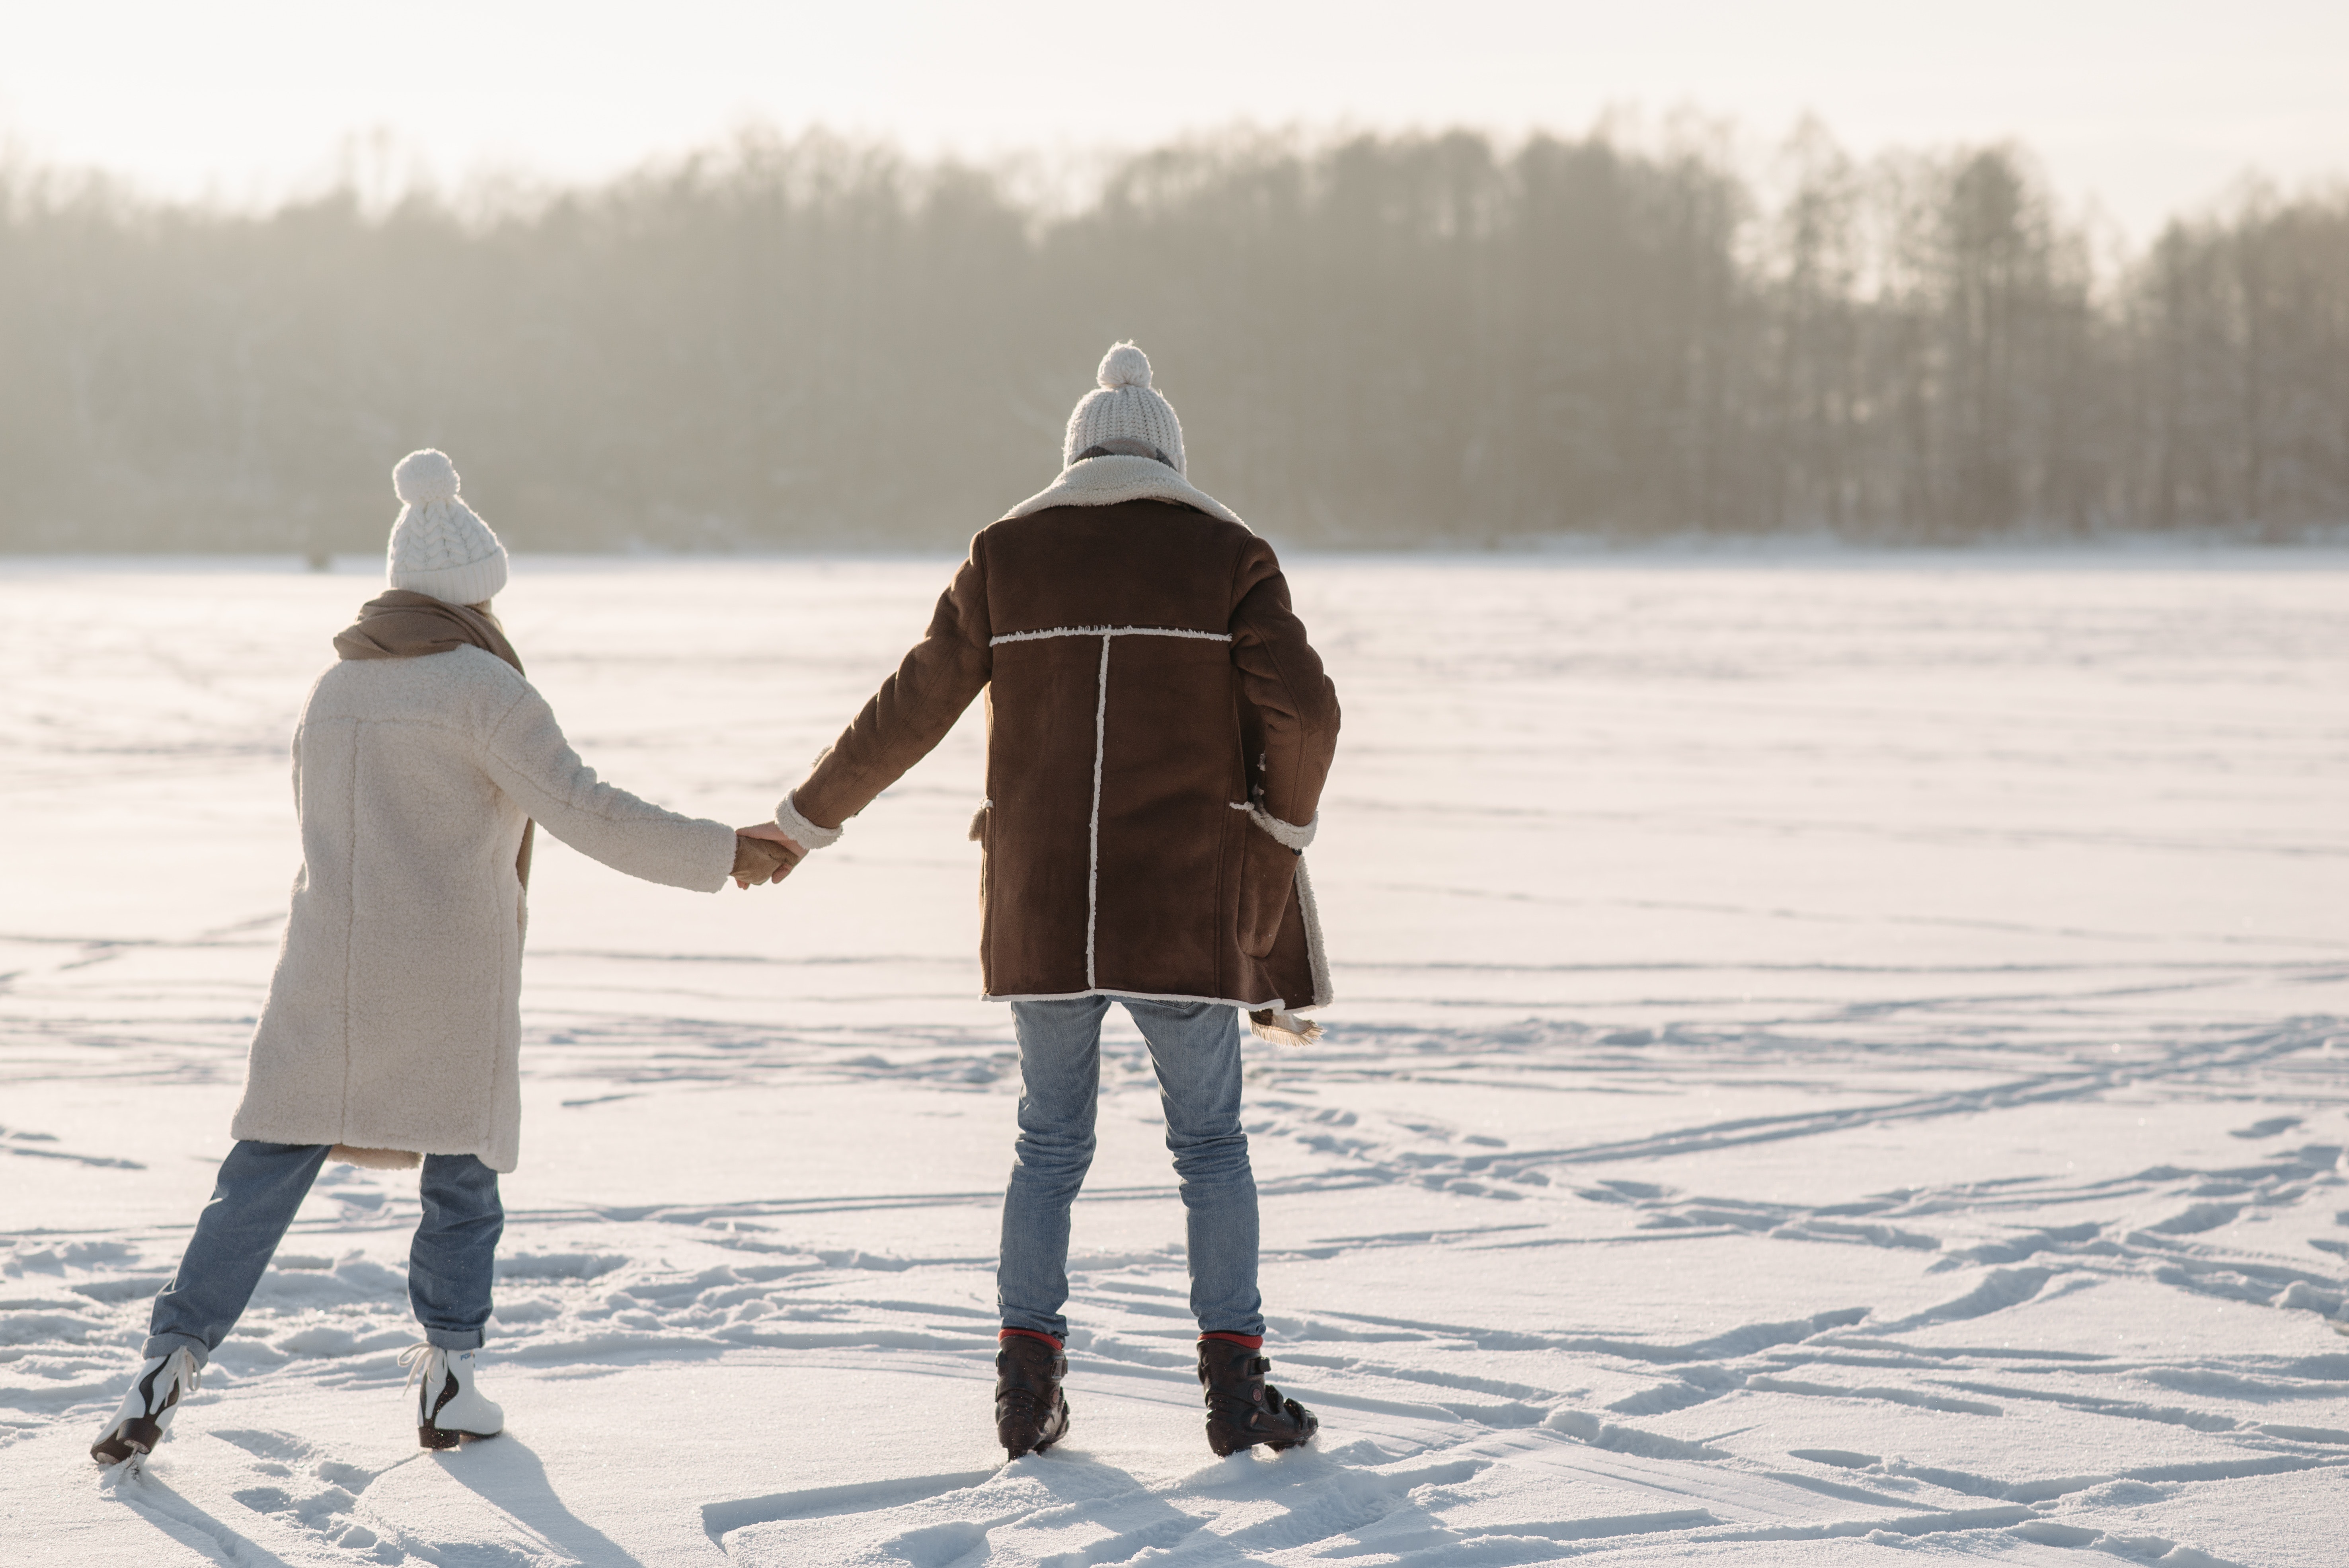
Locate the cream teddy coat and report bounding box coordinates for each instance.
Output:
[230,645,737,1171]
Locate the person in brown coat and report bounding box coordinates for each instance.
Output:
[745,343,1337,1460]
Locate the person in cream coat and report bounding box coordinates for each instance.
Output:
[92,450,785,1467]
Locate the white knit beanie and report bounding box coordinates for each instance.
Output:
[1063,343,1186,474]
[384,449,509,606]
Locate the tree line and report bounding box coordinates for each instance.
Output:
[1,125,2342,551]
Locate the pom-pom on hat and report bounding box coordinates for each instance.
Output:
[384,449,509,606]
[1062,343,1186,474]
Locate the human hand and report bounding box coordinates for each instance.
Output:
[731,832,792,888]
[735,823,808,886]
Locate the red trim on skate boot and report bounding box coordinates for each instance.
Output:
[1199,1332,1263,1350]
[1000,1328,1063,1350]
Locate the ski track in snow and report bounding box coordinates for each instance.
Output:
[2,552,2346,1566]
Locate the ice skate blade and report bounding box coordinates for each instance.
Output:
[1001,1426,1066,1461]
[998,1392,1071,1460]
[1206,1420,1316,1457]
[1209,1436,1310,1457]
[91,1417,161,1467]
[419,1425,501,1450]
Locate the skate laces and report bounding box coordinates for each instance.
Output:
[151,1347,202,1411]
[396,1342,444,1396]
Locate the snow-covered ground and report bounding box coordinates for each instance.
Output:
[2,551,2344,1567]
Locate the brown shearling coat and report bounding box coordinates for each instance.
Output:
[789,496,1339,1011]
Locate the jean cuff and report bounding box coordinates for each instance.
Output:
[998,1326,1064,1350]
[421,1325,486,1351]
[999,1316,1069,1343]
[140,1331,211,1368]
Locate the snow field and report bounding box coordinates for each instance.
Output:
[2,551,2345,1566]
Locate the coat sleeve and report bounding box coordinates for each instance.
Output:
[1230,541,1341,828]
[787,547,993,834]
[477,682,738,892]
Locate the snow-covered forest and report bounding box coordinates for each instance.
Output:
[3,125,2345,552]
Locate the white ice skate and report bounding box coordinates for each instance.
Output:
[400,1344,504,1449]
[90,1347,203,1467]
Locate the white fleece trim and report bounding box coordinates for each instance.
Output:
[774,790,844,850]
[1295,854,1335,1009]
[1246,805,1318,851]
[987,987,1292,1011]
[999,454,1248,527]
[991,625,1232,647]
[1241,805,1331,1008]
[1084,637,1110,988]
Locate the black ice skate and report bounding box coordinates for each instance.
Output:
[994,1334,1072,1459]
[1197,1338,1318,1457]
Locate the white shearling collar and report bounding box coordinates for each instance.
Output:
[999,455,1248,528]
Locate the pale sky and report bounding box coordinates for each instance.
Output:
[2,0,2344,242]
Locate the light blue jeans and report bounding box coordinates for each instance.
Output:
[998,996,1264,1342]
[144,1140,503,1367]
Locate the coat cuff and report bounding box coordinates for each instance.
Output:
[690,817,742,891]
[1245,803,1317,852]
[774,789,844,851]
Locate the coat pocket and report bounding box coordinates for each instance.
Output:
[1238,827,1297,960]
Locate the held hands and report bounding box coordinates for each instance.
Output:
[730,832,794,889]
[731,824,809,889]
[731,834,787,888]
